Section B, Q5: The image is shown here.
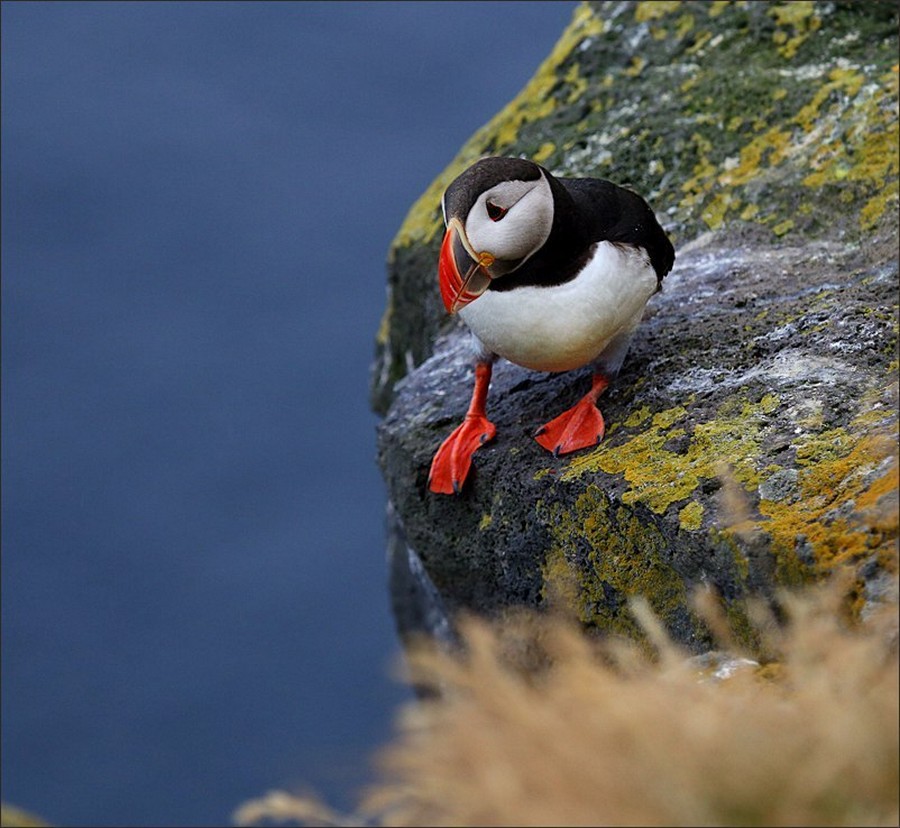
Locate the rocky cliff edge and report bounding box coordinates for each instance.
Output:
[372,0,899,651]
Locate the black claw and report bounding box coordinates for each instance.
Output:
[452,480,461,495]
[480,433,488,444]
[553,445,561,458]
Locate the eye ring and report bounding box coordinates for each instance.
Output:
[486,201,508,222]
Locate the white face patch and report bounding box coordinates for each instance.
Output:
[463,172,554,273]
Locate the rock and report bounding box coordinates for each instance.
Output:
[373,0,899,650]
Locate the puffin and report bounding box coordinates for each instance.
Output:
[428,156,675,495]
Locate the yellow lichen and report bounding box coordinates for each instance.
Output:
[625,56,648,77]
[653,404,694,430]
[623,404,652,428]
[861,191,898,231]
[670,42,896,238]
[546,371,896,623]
[797,65,898,230]
[701,191,738,230]
[768,1,821,59]
[563,62,589,105]
[679,500,705,531]
[700,381,900,585]
[795,66,866,132]
[685,30,714,55]
[540,545,580,610]
[680,73,701,94]
[759,430,898,583]
[634,1,681,23]
[716,127,792,188]
[773,218,795,236]
[532,142,556,164]
[543,486,693,637]
[675,13,695,40]
[560,395,780,515]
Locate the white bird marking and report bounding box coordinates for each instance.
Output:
[459,241,657,373]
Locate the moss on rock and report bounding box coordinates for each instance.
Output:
[371,1,898,413]
[375,1,899,652]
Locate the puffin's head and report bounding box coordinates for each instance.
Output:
[438,157,554,314]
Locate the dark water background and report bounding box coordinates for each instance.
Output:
[1,2,576,826]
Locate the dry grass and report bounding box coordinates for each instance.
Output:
[236,574,899,828]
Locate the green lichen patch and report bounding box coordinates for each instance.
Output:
[768,0,822,60]
[679,500,705,531]
[634,1,682,23]
[542,484,700,642]
[560,394,780,514]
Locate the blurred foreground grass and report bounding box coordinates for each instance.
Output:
[4,568,896,827]
[237,568,899,828]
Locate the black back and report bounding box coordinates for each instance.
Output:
[565,176,675,284]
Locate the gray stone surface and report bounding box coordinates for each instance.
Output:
[373,1,899,650]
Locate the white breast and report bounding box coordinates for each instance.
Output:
[458,241,657,373]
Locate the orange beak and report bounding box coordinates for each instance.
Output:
[438,218,493,314]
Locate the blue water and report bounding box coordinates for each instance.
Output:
[1,2,576,826]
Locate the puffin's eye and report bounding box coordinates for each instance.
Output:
[486,201,508,222]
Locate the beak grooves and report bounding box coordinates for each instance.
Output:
[439,218,492,314]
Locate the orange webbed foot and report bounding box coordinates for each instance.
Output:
[428,414,496,494]
[429,361,495,495]
[534,373,610,456]
[535,399,605,456]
